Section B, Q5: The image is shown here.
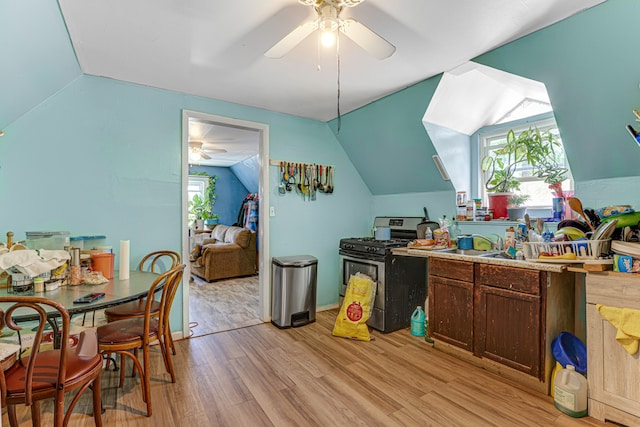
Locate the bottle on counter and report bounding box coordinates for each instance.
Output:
[466,200,475,221]
[425,227,433,240]
[456,191,467,207]
[70,247,82,286]
[504,227,516,251]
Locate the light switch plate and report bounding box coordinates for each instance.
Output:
[269,206,275,217]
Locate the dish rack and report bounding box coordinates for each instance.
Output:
[523,239,611,263]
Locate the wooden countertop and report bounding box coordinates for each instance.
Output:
[393,247,567,273]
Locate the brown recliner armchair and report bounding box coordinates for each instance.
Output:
[190,224,257,282]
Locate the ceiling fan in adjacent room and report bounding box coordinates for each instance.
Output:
[265,0,396,60]
[188,141,227,162]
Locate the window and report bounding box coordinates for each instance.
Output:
[479,117,572,207]
[188,175,209,223]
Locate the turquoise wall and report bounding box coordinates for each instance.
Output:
[335,0,639,209]
[329,76,451,195]
[189,165,249,226]
[474,0,640,183]
[0,0,81,129]
[0,75,372,332]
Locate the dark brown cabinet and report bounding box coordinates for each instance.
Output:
[428,258,474,351]
[426,256,574,394]
[474,264,544,379]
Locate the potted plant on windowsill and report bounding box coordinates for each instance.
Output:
[189,194,214,230]
[481,126,566,219]
[189,172,219,230]
[507,194,530,221]
[481,129,527,219]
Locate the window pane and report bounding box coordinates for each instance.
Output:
[480,118,572,207]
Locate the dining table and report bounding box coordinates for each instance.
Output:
[0,270,159,348]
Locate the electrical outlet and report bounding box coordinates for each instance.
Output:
[269,206,275,217]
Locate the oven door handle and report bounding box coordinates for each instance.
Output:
[339,250,385,263]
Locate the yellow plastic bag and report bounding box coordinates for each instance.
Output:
[332,273,376,341]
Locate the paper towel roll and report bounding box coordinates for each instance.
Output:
[119,240,130,280]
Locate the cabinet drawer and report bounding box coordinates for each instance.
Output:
[586,274,640,309]
[429,258,474,282]
[476,264,541,295]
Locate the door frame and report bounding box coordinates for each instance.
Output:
[181,110,270,336]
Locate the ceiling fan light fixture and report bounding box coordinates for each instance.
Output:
[189,150,202,162]
[320,30,336,47]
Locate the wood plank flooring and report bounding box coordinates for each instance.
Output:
[3,310,612,426]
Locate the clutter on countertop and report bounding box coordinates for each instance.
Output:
[0,230,113,292]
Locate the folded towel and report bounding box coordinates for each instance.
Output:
[596,304,640,355]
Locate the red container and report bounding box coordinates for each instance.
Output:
[488,193,512,220]
[91,253,114,279]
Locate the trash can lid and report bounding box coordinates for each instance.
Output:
[272,255,318,267]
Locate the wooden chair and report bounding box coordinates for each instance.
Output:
[104,250,181,356]
[97,264,184,416]
[137,250,181,273]
[0,297,103,427]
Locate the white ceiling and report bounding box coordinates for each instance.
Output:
[425,62,552,136]
[188,119,259,167]
[57,0,603,124]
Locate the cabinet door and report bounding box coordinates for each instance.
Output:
[429,275,474,351]
[474,284,542,378]
[587,303,640,421]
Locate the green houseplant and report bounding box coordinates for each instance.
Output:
[188,173,218,228]
[508,193,530,208]
[507,193,530,221]
[481,126,566,218]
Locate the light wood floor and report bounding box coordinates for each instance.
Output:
[3,310,611,426]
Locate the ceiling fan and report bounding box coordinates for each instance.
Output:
[265,0,396,60]
[188,141,227,161]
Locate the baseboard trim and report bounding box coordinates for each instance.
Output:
[318,303,339,312]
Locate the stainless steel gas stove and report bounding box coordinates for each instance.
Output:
[338,217,429,333]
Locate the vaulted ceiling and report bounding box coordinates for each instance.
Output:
[57,0,604,122]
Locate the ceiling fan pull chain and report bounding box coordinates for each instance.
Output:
[336,30,341,133]
[316,22,322,72]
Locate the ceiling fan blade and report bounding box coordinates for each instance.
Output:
[199,151,212,160]
[265,21,318,58]
[203,148,227,154]
[340,18,395,60]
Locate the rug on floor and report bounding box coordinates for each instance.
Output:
[189,274,261,337]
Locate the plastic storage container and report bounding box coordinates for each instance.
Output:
[70,235,107,251]
[271,255,317,328]
[91,253,114,279]
[25,231,70,250]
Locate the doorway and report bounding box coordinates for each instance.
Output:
[181,110,270,337]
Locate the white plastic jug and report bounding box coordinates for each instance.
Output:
[553,365,587,418]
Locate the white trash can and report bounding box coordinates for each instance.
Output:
[271,255,318,328]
